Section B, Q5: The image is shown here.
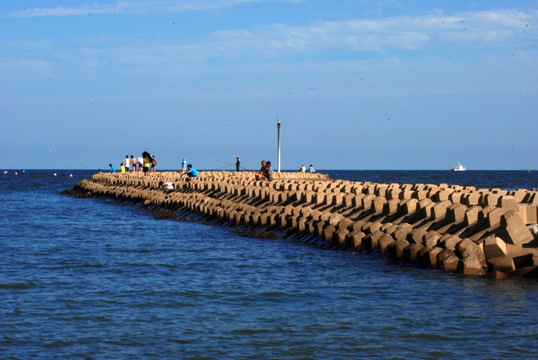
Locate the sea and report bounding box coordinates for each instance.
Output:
[1,169,537,360]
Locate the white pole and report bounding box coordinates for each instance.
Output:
[277,119,281,172]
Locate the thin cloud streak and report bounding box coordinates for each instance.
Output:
[3,0,302,18]
[212,9,536,54]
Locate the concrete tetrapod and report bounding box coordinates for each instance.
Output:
[69,171,538,278]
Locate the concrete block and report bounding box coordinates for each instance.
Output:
[408,228,428,244]
[297,218,308,232]
[432,201,450,220]
[322,224,337,243]
[388,188,402,200]
[385,199,400,215]
[259,213,271,226]
[488,256,515,273]
[381,222,397,235]
[335,228,350,246]
[366,221,383,235]
[288,214,300,229]
[277,213,288,228]
[353,194,366,207]
[399,190,414,200]
[498,196,519,212]
[395,239,410,260]
[464,193,481,206]
[464,206,481,226]
[511,189,527,202]
[449,192,464,205]
[424,231,441,247]
[337,218,354,231]
[446,203,467,223]
[518,204,538,225]
[373,197,387,214]
[402,199,419,215]
[423,202,436,219]
[484,192,501,207]
[419,246,443,267]
[483,235,507,259]
[413,190,428,200]
[408,243,424,264]
[303,191,317,203]
[368,230,385,249]
[375,185,388,197]
[350,220,366,233]
[393,224,412,242]
[486,207,505,228]
[315,220,327,237]
[436,190,453,202]
[456,238,486,267]
[347,231,366,249]
[500,210,534,245]
[342,194,355,207]
[327,213,345,226]
[438,249,459,271]
[439,235,461,251]
[418,198,433,216]
[459,256,487,276]
[379,234,395,253]
[362,195,376,210]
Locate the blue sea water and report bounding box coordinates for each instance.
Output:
[1,170,537,360]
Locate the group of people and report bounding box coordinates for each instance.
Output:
[255,160,274,181]
[107,153,199,180]
[299,164,315,173]
[110,154,157,176]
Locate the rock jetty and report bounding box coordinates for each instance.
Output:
[70,171,538,278]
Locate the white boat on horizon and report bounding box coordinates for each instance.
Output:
[452,162,466,171]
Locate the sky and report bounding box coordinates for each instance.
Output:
[1,0,537,170]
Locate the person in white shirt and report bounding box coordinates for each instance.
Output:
[123,156,130,172]
[159,181,175,193]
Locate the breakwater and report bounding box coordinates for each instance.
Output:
[71,171,538,278]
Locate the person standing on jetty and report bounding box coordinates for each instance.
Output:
[151,155,157,173]
[181,157,187,173]
[109,164,115,173]
[123,156,130,172]
[137,156,143,172]
[142,151,151,176]
[130,155,137,172]
[236,156,241,172]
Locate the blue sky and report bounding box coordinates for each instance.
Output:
[1,0,537,170]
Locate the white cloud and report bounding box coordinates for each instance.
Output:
[1,7,535,80]
[208,9,536,56]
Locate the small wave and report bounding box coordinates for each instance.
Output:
[231,328,272,335]
[116,248,151,254]
[81,262,105,268]
[167,338,195,344]
[0,282,36,289]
